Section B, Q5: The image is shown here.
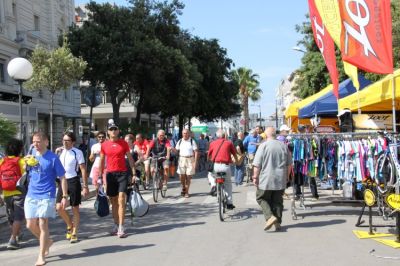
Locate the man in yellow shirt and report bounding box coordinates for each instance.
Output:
[0,138,25,250]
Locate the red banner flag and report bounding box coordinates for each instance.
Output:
[308,0,339,98]
[339,0,393,74]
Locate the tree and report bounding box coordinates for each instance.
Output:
[26,40,87,149]
[232,67,262,132]
[0,116,17,147]
[294,1,400,98]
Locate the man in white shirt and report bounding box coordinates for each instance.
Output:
[175,129,198,197]
[56,132,88,243]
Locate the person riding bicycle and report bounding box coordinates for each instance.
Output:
[146,130,171,191]
[134,133,150,188]
[208,129,238,209]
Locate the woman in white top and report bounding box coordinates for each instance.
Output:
[89,131,107,188]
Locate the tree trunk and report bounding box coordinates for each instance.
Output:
[50,92,54,150]
[135,89,144,124]
[243,95,249,132]
[178,115,184,139]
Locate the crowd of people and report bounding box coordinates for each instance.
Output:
[0,120,295,266]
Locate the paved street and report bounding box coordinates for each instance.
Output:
[0,171,399,266]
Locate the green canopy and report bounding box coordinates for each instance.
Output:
[191,125,208,133]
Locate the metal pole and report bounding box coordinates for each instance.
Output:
[18,81,23,142]
[275,100,278,128]
[392,76,397,133]
[259,105,262,128]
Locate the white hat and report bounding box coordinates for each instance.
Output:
[279,124,291,131]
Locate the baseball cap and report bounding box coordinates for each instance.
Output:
[107,119,119,130]
[279,124,291,132]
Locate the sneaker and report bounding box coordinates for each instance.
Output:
[66,227,72,240]
[70,234,78,244]
[264,216,278,231]
[110,224,118,236]
[274,222,282,231]
[16,232,24,242]
[210,186,216,196]
[162,183,168,191]
[226,204,236,210]
[117,225,128,238]
[311,197,319,202]
[7,239,20,250]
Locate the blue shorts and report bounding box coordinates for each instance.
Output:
[24,197,56,219]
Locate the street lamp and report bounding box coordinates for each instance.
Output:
[7,57,33,142]
[250,104,262,128]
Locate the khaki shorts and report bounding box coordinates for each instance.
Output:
[177,157,195,176]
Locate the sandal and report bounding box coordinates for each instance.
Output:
[181,188,186,196]
[184,193,190,198]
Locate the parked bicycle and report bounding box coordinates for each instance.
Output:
[215,171,227,221]
[150,155,167,202]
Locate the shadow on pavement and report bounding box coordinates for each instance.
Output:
[225,208,262,223]
[47,244,154,262]
[282,219,346,230]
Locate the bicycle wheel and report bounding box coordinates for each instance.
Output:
[152,172,159,202]
[374,153,394,194]
[160,178,166,198]
[217,184,224,221]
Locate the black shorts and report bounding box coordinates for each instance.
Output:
[5,194,25,224]
[106,171,128,197]
[56,176,82,206]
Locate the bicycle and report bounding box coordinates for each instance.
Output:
[215,171,227,221]
[150,156,167,202]
[135,160,147,191]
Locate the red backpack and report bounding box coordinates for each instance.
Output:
[0,157,22,191]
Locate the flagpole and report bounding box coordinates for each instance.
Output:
[392,76,397,133]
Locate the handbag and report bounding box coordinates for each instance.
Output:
[94,187,109,217]
[129,186,149,217]
[208,140,225,172]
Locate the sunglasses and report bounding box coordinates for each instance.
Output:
[98,136,105,139]
[108,128,118,131]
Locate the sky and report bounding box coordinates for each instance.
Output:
[75,0,309,118]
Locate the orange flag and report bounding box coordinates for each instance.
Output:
[308,0,339,98]
[339,0,393,74]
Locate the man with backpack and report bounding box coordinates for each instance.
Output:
[0,138,25,250]
[175,129,198,198]
[56,132,88,244]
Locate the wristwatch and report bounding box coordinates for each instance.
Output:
[62,195,68,199]
[83,184,89,188]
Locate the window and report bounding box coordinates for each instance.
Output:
[34,15,40,31]
[0,61,5,83]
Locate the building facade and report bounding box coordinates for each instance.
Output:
[276,71,299,127]
[0,0,80,149]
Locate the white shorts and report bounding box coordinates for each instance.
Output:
[24,197,56,219]
[177,157,195,176]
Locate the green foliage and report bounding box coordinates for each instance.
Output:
[67,0,240,127]
[231,67,261,131]
[294,1,400,99]
[0,116,17,147]
[26,40,87,93]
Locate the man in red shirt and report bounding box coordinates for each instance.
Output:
[146,129,171,191]
[99,120,136,238]
[208,129,238,209]
[134,133,150,187]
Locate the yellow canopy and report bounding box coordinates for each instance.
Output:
[285,84,333,118]
[338,69,400,112]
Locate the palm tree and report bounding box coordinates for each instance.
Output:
[232,67,262,132]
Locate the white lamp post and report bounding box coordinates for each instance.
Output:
[7,57,33,141]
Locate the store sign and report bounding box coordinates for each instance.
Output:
[353,114,393,131]
[363,189,375,207]
[385,193,400,210]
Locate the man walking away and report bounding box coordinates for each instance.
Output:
[56,132,88,244]
[25,132,67,266]
[252,127,292,231]
[0,138,25,250]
